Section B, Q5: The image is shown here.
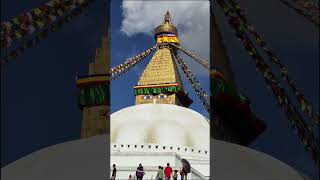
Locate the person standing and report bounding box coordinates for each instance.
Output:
[173,170,178,180]
[164,163,173,180]
[111,164,116,180]
[136,163,145,180]
[156,166,165,180]
[128,174,133,180]
[180,167,188,180]
[179,169,184,180]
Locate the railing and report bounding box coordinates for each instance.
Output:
[109,150,209,180]
[111,143,209,159]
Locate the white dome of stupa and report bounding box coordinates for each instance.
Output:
[110,104,210,151]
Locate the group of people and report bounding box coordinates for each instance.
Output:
[155,163,188,180]
[111,163,189,180]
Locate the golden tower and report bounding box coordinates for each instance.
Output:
[134,11,192,107]
[76,33,110,138]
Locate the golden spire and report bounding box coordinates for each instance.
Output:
[89,34,109,75]
[154,11,178,36]
[163,11,172,24]
[134,12,192,107]
[77,32,110,139]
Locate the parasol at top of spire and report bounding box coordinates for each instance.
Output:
[163,11,172,24]
[154,11,178,36]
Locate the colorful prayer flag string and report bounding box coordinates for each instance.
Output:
[227,0,320,126]
[173,52,210,113]
[110,45,157,80]
[170,43,210,70]
[1,0,95,63]
[0,0,94,48]
[1,20,61,64]
[279,0,319,26]
[216,0,320,166]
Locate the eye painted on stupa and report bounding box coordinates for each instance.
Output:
[158,94,167,99]
[144,95,153,100]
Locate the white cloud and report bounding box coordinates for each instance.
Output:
[120,0,210,76]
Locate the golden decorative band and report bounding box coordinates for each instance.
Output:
[134,83,180,89]
[76,75,109,87]
[156,36,180,44]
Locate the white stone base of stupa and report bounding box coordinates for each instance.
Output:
[110,143,209,180]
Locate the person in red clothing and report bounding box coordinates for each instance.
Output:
[164,163,173,180]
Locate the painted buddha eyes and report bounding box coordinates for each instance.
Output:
[158,94,167,99]
[143,94,167,99]
[143,95,153,100]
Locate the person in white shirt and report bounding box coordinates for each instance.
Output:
[156,166,165,180]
